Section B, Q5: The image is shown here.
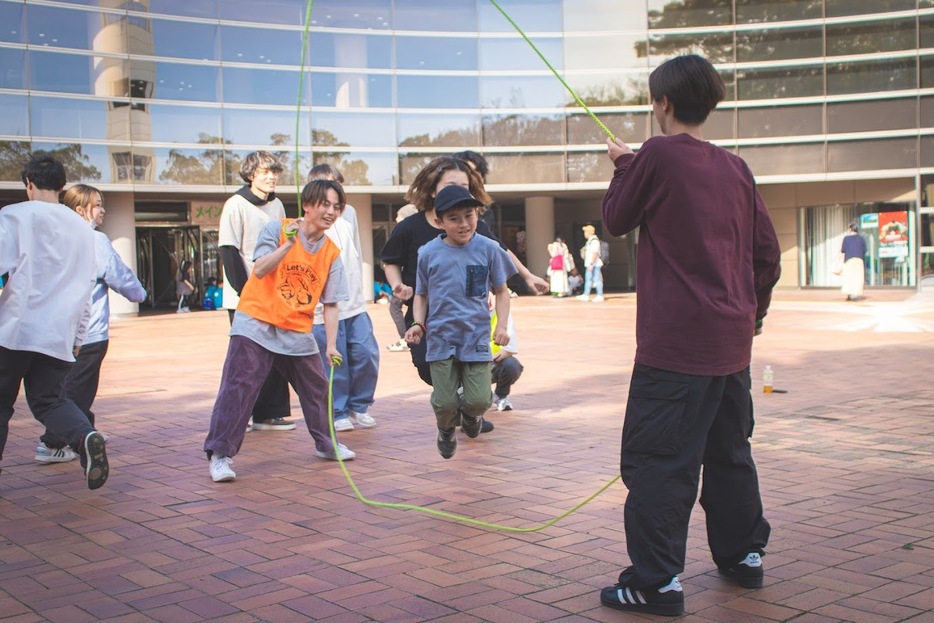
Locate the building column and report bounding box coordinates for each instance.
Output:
[347,193,374,302]
[98,191,141,316]
[524,196,554,282]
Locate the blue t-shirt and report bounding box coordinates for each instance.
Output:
[415,233,516,363]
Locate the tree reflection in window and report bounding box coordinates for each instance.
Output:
[0,141,101,182]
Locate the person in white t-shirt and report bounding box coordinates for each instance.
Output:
[577,224,605,303]
[0,154,109,489]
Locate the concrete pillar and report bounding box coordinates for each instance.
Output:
[98,191,140,315]
[525,196,554,281]
[347,193,374,302]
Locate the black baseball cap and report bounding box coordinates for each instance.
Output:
[434,185,484,215]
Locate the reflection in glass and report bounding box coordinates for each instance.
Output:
[28,50,94,94]
[736,0,822,23]
[921,96,934,127]
[645,32,734,65]
[703,108,735,141]
[310,111,397,148]
[31,141,108,184]
[399,154,435,187]
[305,33,392,70]
[825,0,915,17]
[567,73,647,107]
[224,149,309,190]
[153,146,229,186]
[303,0,391,30]
[828,100,916,134]
[921,57,934,90]
[827,59,916,95]
[397,75,478,109]
[147,104,223,143]
[150,61,219,102]
[220,0,305,25]
[0,94,28,136]
[0,141,31,181]
[828,139,916,172]
[922,16,934,49]
[149,0,217,19]
[224,66,305,106]
[112,150,155,184]
[567,151,615,183]
[478,0,562,32]
[311,73,392,108]
[826,19,916,56]
[486,153,566,184]
[482,114,565,146]
[922,136,934,167]
[738,144,824,175]
[566,34,643,71]
[737,66,823,100]
[0,2,24,44]
[737,26,822,62]
[479,37,562,71]
[398,36,477,71]
[738,105,821,138]
[152,19,218,61]
[564,1,648,32]
[25,5,101,51]
[307,151,391,186]
[647,0,733,28]
[480,76,565,109]
[567,112,650,145]
[30,97,111,140]
[397,114,481,148]
[394,0,477,32]
[223,108,310,146]
[221,25,303,65]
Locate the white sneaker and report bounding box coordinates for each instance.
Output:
[35,442,77,464]
[333,418,354,432]
[593,296,605,303]
[576,294,590,301]
[316,443,356,461]
[349,412,376,428]
[494,395,513,411]
[210,455,236,482]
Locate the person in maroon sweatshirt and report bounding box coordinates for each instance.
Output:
[598,55,782,617]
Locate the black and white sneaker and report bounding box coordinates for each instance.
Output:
[718,552,764,588]
[82,432,109,490]
[600,576,684,617]
[461,413,482,438]
[437,428,457,459]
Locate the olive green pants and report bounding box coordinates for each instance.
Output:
[429,358,492,431]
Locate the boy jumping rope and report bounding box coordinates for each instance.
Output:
[203,180,356,482]
[404,185,515,459]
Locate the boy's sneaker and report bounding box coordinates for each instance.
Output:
[316,443,356,461]
[35,442,77,464]
[252,418,296,431]
[333,418,354,432]
[461,413,482,438]
[718,552,764,588]
[82,432,109,490]
[600,576,684,617]
[437,429,457,459]
[480,419,494,433]
[210,455,236,482]
[494,395,513,411]
[349,412,376,428]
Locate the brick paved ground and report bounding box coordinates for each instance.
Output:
[1,289,932,622]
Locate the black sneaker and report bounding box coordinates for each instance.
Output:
[600,576,684,616]
[480,419,494,433]
[82,432,109,490]
[461,413,482,438]
[718,552,764,588]
[437,428,457,459]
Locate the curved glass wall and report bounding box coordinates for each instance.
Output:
[0,0,931,188]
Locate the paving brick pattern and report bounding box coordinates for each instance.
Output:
[1,290,932,622]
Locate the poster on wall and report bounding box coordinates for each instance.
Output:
[878,211,909,258]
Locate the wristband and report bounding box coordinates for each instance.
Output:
[755,318,763,330]
[411,321,426,334]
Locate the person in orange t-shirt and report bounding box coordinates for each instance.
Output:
[203,180,356,483]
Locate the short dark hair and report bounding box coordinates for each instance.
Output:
[239,151,283,183]
[21,153,66,191]
[451,150,489,181]
[301,179,345,212]
[307,163,344,184]
[648,54,725,125]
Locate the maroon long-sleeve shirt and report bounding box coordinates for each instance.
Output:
[602,133,781,376]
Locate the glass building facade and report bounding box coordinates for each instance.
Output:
[1,0,931,308]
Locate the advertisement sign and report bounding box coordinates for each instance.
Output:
[878,211,909,259]
[191,201,224,227]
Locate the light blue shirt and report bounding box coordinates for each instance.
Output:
[85,228,147,345]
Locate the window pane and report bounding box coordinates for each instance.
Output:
[568,151,616,183]
[481,76,565,108]
[921,57,934,89]
[30,97,112,140]
[221,25,302,65]
[311,112,397,148]
[151,61,219,102]
[564,1,648,32]
[486,153,566,184]
[303,0,391,30]
[307,151,395,186]
[736,0,822,23]
[398,36,477,71]
[311,73,391,108]
[828,100,916,134]
[827,18,917,56]
[29,50,94,94]
[701,108,735,141]
[566,34,643,71]
[829,138,916,172]
[26,5,101,51]
[220,0,305,25]
[223,66,305,106]
[0,94,28,136]
[223,149,308,190]
[567,112,651,145]
[394,0,477,32]
[922,136,934,167]
[827,59,916,95]
[149,0,217,19]
[0,48,26,90]
[223,108,310,147]
[32,141,110,184]
[482,114,566,147]
[826,0,915,18]
[151,19,218,61]
[306,33,392,70]
[397,75,477,109]
[646,32,734,64]
[145,104,222,143]
[737,26,822,62]
[397,114,481,148]
[737,66,823,100]
[568,73,648,106]
[738,105,822,138]
[922,16,934,49]
[647,0,733,28]
[479,37,562,71]
[154,146,228,185]
[739,144,825,175]
[478,0,563,32]
[0,141,31,181]
[0,2,24,43]
[921,96,934,127]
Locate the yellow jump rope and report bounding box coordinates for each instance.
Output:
[302,0,623,531]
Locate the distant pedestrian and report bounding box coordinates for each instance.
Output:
[547,235,572,297]
[176,259,195,313]
[576,225,604,302]
[840,223,867,301]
